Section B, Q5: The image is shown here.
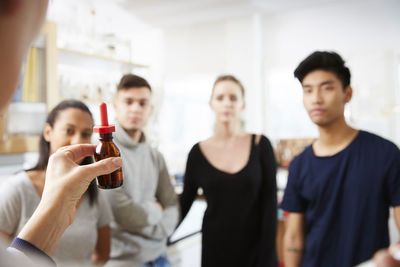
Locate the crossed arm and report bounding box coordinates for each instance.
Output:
[104,155,179,239]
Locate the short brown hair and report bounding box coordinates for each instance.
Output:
[117,74,152,91]
[212,75,245,96]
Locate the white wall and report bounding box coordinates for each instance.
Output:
[164,21,227,74]
[161,0,400,137]
[263,0,400,142]
[163,16,266,134]
[157,0,400,172]
[160,16,268,172]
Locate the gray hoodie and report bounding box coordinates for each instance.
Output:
[103,122,179,267]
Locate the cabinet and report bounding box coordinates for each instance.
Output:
[0,21,57,154]
[0,21,147,154]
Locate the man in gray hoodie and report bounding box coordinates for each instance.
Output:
[104,74,179,267]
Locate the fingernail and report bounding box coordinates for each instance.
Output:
[111,157,122,167]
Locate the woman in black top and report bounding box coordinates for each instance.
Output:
[179,75,277,267]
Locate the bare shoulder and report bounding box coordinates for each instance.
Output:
[199,137,212,147]
[25,170,45,194]
[198,137,214,154]
[25,170,40,182]
[252,134,262,145]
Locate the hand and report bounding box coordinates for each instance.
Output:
[156,201,164,211]
[18,144,122,256]
[42,144,122,224]
[374,244,400,267]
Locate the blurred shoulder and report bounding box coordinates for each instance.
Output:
[253,133,272,147]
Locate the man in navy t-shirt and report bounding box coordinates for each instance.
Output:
[281,51,400,267]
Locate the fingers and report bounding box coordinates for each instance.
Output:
[389,244,400,263]
[78,157,122,179]
[56,144,97,163]
[374,249,400,267]
[156,201,164,210]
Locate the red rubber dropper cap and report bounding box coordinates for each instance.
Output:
[94,102,115,134]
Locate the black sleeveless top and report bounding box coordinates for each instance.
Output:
[180,134,278,267]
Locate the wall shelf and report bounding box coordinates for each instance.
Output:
[1,20,150,155]
[58,48,148,68]
[0,136,40,154]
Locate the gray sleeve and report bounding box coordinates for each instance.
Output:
[139,152,179,240]
[102,187,163,231]
[4,247,42,267]
[5,245,55,267]
[0,178,22,235]
[96,191,113,228]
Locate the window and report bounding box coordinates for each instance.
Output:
[157,73,216,174]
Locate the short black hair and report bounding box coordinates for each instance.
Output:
[294,51,351,89]
[117,74,152,91]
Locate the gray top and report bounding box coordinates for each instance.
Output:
[103,122,179,267]
[0,171,112,267]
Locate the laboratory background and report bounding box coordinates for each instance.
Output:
[0,0,400,266]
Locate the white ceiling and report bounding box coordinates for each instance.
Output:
[117,0,355,27]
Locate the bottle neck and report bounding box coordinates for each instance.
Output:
[99,133,113,141]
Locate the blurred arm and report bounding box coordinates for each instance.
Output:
[0,0,48,113]
[91,225,110,265]
[283,212,305,267]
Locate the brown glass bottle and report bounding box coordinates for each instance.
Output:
[94,133,123,189]
[93,102,123,189]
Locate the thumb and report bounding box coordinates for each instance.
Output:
[389,244,400,263]
[79,157,122,180]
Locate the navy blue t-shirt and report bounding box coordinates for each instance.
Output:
[281,130,400,267]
